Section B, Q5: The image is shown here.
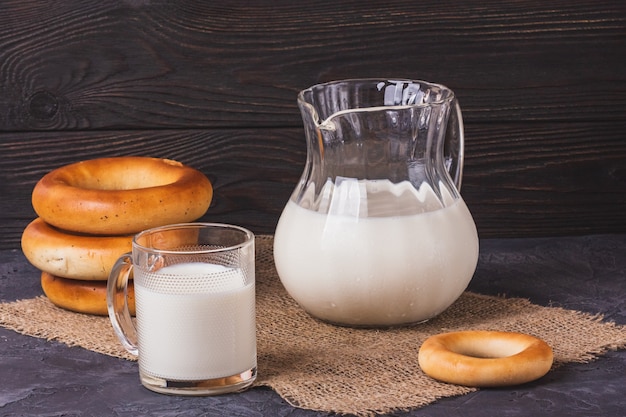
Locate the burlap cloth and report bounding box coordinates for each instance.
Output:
[2,235,626,416]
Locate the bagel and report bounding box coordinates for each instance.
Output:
[41,271,135,316]
[21,218,133,280]
[32,157,213,235]
[418,330,553,387]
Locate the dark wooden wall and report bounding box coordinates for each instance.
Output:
[1,0,625,250]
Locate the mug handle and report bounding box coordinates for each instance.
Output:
[106,254,139,356]
[444,98,465,191]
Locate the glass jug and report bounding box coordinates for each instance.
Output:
[273,79,479,327]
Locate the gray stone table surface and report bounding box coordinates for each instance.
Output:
[1,234,625,416]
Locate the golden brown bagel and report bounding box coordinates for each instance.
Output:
[31,157,213,235]
[21,218,133,280]
[418,330,553,387]
[41,271,136,316]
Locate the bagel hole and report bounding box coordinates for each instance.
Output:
[65,167,179,190]
[454,339,527,359]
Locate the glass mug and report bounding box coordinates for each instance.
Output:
[274,79,479,327]
[107,223,256,395]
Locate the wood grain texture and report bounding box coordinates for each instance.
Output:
[1,1,624,130]
[1,0,625,250]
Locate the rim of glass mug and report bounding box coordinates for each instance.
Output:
[132,222,255,255]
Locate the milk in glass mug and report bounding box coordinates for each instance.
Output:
[107,223,256,395]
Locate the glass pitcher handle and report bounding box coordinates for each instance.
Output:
[445,98,465,191]
[106,254,138,356]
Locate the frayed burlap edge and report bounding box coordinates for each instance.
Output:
[2,235,626,416]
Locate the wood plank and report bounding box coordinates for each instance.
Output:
[1,0,624,131]
[463,122,626,236]
[1,121,624,249]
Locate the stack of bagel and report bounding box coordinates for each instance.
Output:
[21,156,213,316]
